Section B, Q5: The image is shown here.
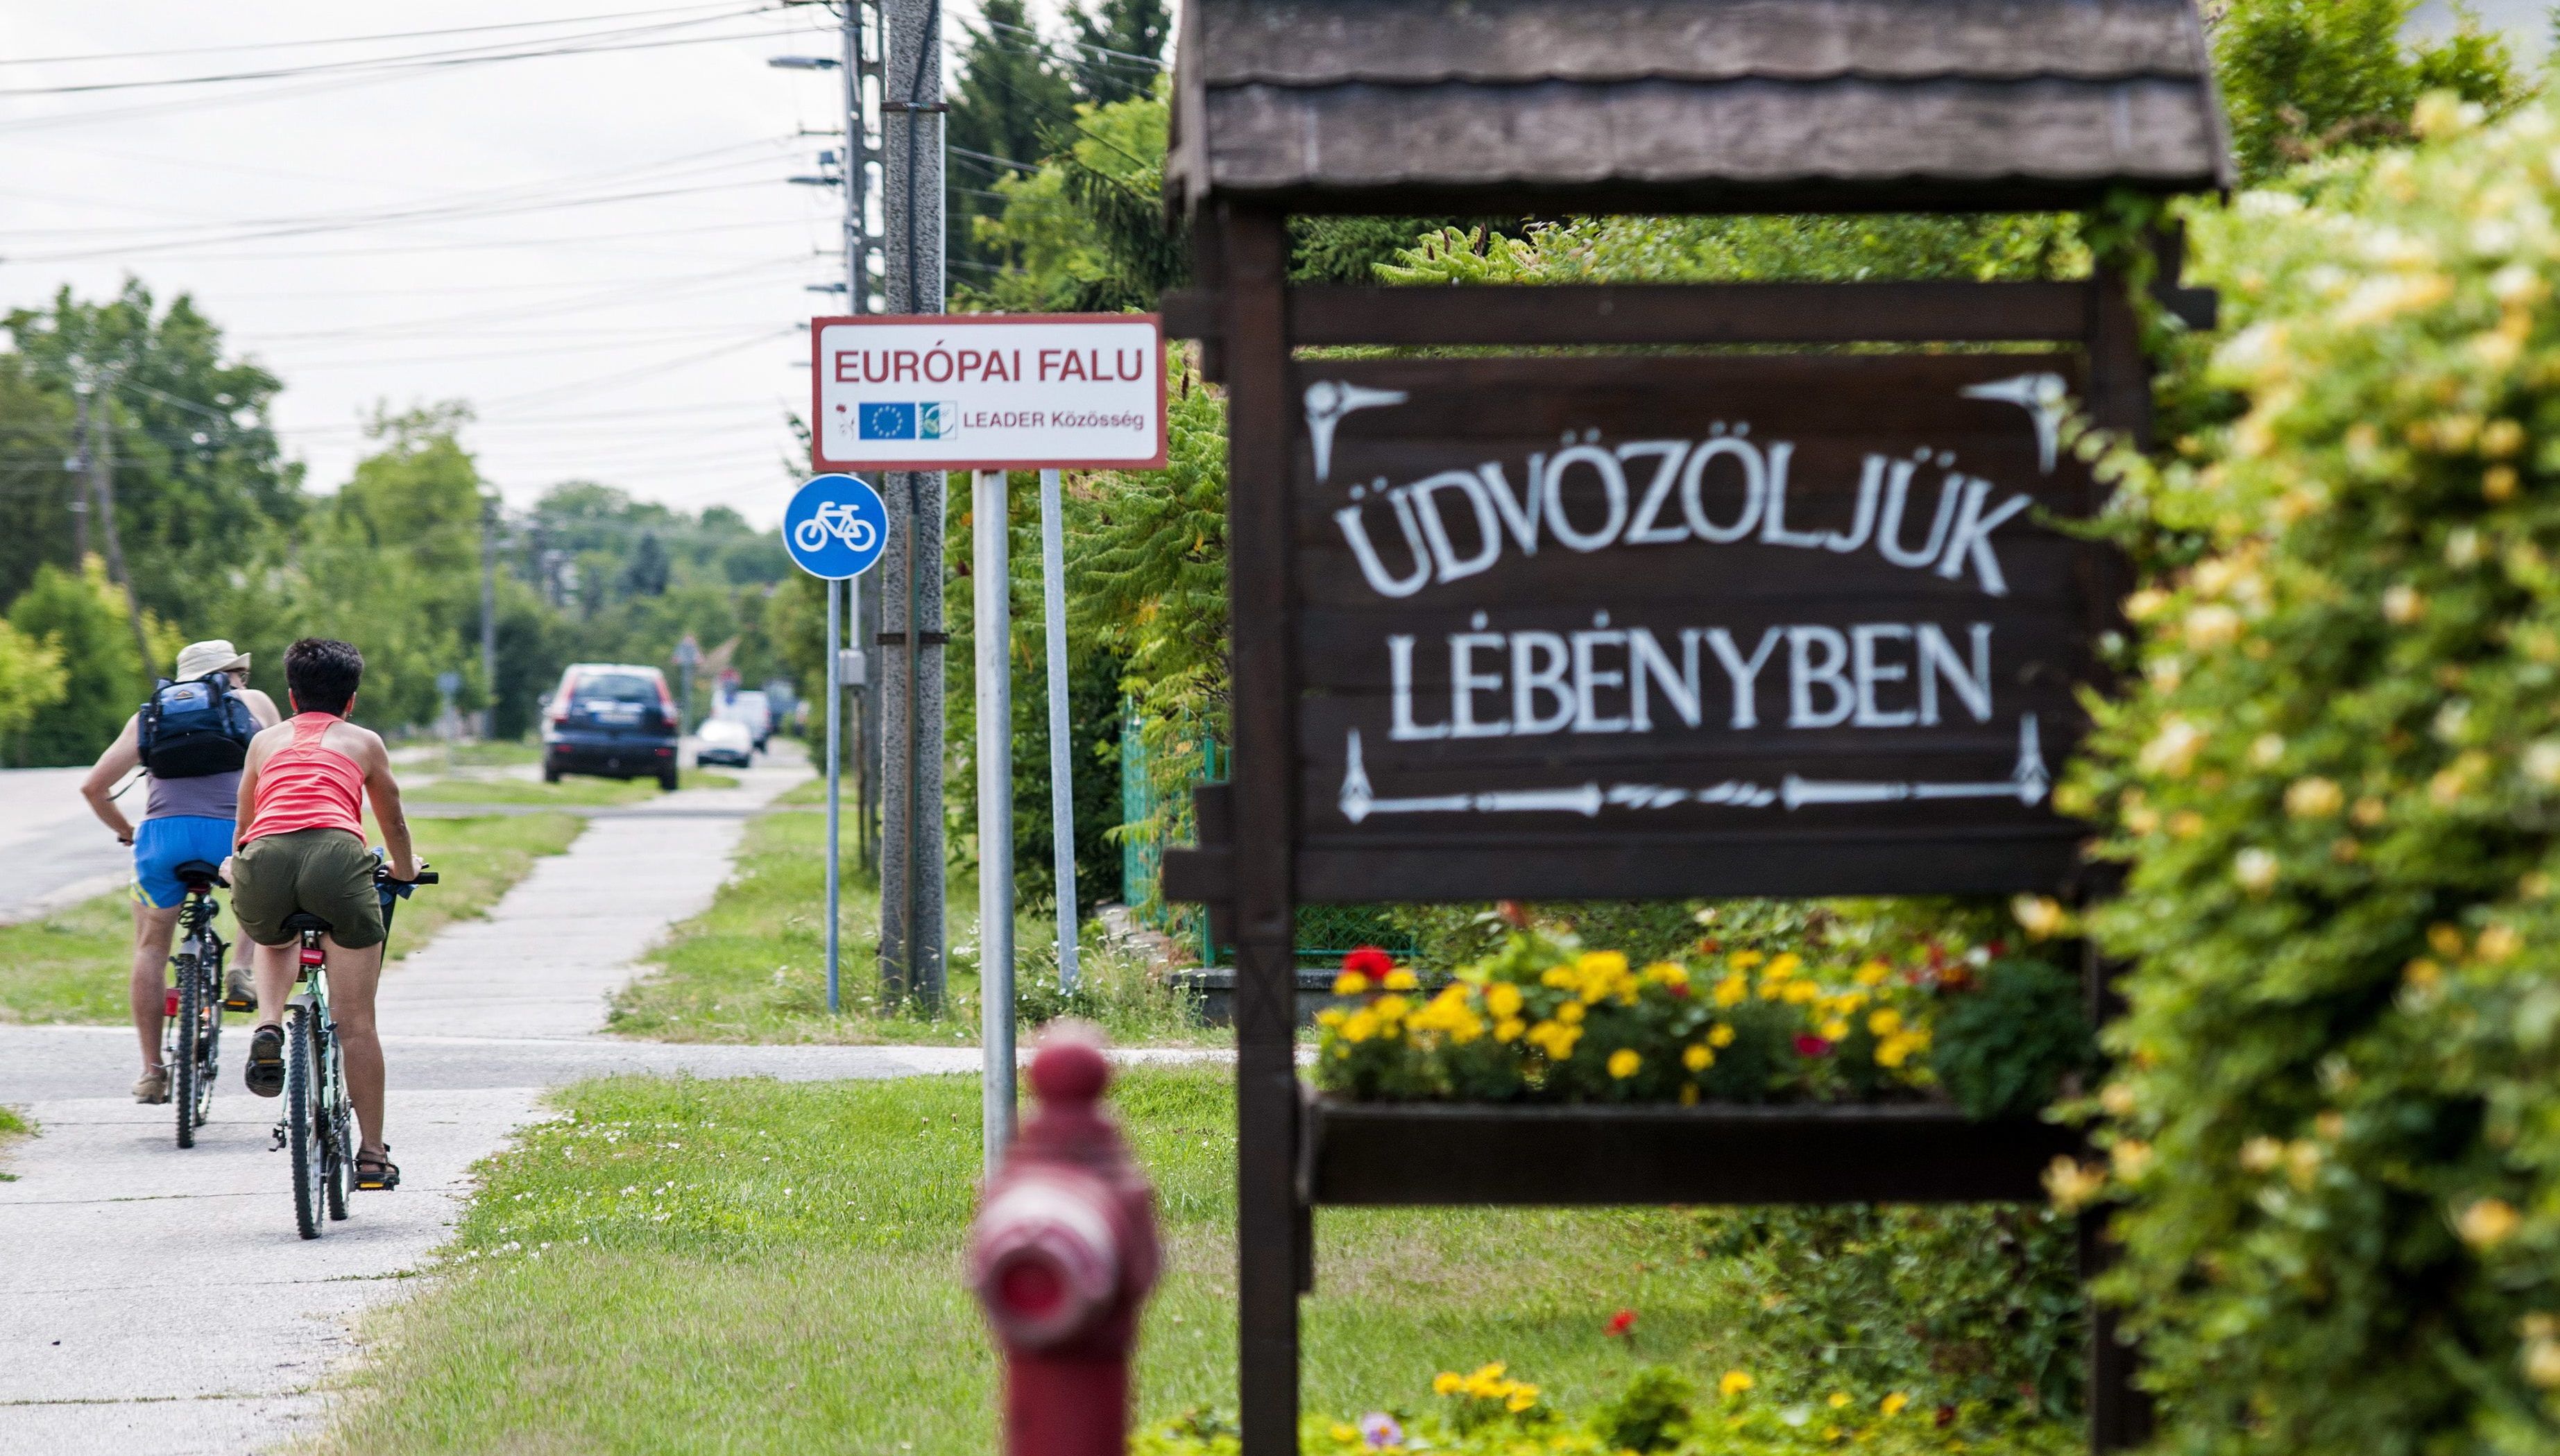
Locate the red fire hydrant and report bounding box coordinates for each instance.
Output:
[970,1025,1161,1456]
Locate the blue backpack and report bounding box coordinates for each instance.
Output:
[138,674,259,779]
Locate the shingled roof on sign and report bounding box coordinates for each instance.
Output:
[1166,0,2234,215]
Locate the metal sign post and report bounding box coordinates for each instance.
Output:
[975,469,1016,1171]
[1039,468,1079,991]
[782,473,891,1017]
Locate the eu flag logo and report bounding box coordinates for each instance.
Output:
[858,402,916,440]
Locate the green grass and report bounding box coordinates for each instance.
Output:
[605,808,1211,1047]
[323,1069,2075,1455]
[0,813,584,1025]
[0,1104,31,1181]
[407,769,737,807]
[401,740,543,772]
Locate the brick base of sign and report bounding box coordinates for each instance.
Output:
[1303,1093,2080,1206]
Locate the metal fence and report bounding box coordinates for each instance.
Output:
[1119,696,1415,968]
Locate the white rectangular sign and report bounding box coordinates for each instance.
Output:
[810,312,1167,472]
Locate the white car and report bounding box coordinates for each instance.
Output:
[724,690,773,749]
[694,717,755,769]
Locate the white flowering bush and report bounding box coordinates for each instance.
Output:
[2065,96,2560,1453]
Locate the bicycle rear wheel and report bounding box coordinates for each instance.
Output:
[287,1007,325,1240]
[173,954,207,1147]
[323,1047,353,1222]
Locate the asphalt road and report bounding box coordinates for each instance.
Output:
[0,767,134,924]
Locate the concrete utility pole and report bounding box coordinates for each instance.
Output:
[66,390,90,564]
[479,497,499,738]
[75,369,153,678]
[876,0,946,1013]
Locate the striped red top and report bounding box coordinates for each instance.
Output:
[243,712,366,844]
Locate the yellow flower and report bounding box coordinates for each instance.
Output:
[1331,970,1370,995]
[1728,950,1766,970]
[1373,995,1411,1021]
[1641,961,1689,986]
[1578,950,1629,979]
[2011,893,2067,939]
[1505,1387,1538,1413]
[1341,1010,1379,1043]
[2479,923,2523,961]
[1382,968,1419,991]
[2044,1156,2108,1213]
[1767,952,1802,977]
[1868,1009,1904,1037]
[1881,1392,1909,1417]
[2239,1136,2285,1172]
[1494,1017,1527,1042]
[1485,982,1524,1018]
[1853,959,1891,987]
[1316,1007,1347,1029]
[1555,1001,1585,1026]
[1714,973,1749,1008]
[1709,1023,1736,1047]
[1783,980,1820,1005]
[1827,1391,1852,1409]
[1875,1033,1922,1069]
[1683,1043,1714,1072]
[1720,1370,1755,1397]
[1820,1018,1850,1040]
[2285,777,2344,819]
[2110,1139,2155,1182]
[1433,1372,1462,1396]
[2459,1197,2522,1248]
[1540,965,1576,988]
[1330,1422,1358,1444]
[1608,1048,1642,1079]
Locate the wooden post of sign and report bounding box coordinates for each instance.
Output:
[2080,255,2155,1454]
[1218,203,1305,1456]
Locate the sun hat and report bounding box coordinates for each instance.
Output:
[174,640,251,681]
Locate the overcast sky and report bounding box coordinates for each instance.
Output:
[0,1,1022,528]
[3,3,2545,532]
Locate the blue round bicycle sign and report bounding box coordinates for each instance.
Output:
[783,474,888,580]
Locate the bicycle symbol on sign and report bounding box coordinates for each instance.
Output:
[793,501,878,555]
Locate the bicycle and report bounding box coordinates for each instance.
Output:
[272,856,434,1240]
[791,500,878,554]
[164,859,234,1149]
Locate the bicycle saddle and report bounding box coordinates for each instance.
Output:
[173,859,228,890]
[279,911,333,934]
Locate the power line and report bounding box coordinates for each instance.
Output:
[0,3,753,67]
[0,8,777,97]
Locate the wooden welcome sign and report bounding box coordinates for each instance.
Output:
[1295,353,2099,900]
[1159,1,2232,1452]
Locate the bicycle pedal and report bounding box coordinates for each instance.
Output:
[268,1125,287,1151]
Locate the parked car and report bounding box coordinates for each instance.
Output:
[542,663,680,789]
[694,716,755,769]
[724,690,774,749]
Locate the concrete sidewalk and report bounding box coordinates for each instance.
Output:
[0,754,834,1455]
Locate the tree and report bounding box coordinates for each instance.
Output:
[1,282,298,626]
[2213,0,2525,182]
[620,532,670,598]
[946,0,1078,275]
[0,619,68,755]
[1064,0,1170,110]
[4,558,178,766]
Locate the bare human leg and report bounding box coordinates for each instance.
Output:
[127,901,183,1073]
[322,932,389,1156]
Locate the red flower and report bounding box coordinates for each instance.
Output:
[1606,1309,1637,1340]
[1935,1405,1958,1430]
[1496,900,1533,930]
[1342,945,1394,979]
[1667,982,1691,998]
[1793,1034,1833,1058]
[1986,939,2009,959]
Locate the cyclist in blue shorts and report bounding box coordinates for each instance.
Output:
[80,640,280,1104]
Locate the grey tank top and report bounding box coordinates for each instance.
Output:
[145,769,239,823]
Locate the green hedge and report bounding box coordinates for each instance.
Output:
[2067,96,2560,1453]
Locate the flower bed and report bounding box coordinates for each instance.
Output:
[1132,1362,2080,1455]
[1312,926,2092,1119]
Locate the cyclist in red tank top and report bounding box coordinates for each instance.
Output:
[225,638,419,1191]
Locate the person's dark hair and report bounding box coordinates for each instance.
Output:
[284,637,363,717]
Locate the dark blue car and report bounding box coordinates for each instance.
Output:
[541,663,679,790]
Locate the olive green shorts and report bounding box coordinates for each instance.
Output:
[232,828,384,949]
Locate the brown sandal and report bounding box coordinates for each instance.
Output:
[354,1146,400,1191]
